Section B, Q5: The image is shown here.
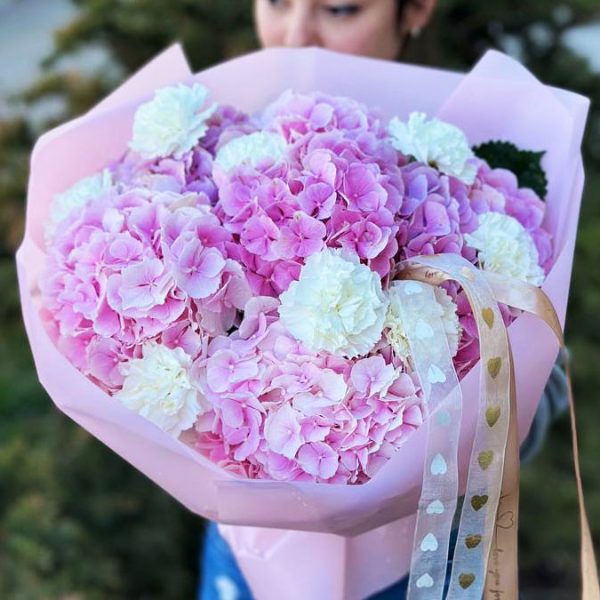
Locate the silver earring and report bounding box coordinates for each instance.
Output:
[410,26,422,38]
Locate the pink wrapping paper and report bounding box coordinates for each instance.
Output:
[17,45,589,600]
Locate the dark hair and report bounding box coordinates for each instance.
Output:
[395,0,418,57]
[396,0,412,23]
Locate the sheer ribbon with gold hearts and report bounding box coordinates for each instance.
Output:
[400,254,599,600]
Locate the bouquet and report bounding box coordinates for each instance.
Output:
[18,45,594,600]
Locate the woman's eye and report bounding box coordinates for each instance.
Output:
[266,0,286,8]
[324,4,361,17]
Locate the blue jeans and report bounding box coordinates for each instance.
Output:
[198,361,567,599]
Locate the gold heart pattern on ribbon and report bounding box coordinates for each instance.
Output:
[470,495,488,511]
[401,254,600,600]
[403,255,511,600]
[459,573,476,589]
[485,407,501,428]
[465,534,482,549]
[481,307,495,330]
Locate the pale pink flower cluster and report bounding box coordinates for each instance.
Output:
[41,87,552,484]
[193,298,422,482]
[214,92,404,291]
[41,186,250,392]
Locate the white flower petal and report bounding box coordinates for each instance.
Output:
[465,212,545,285]
[388,112,477,184]
[215,131,286,172]
[278,249,388,358]
[129,83,217,160]
[385,282,461,362]
[45,169,113,243]
[115,342,209,437]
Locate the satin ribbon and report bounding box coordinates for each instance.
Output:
[486,271,600,600]
[400,254,599,600]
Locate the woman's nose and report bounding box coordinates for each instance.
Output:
[284,8,320,47]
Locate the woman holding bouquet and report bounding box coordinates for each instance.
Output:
[198,1,569,598]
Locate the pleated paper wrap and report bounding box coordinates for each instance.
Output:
[17,45,592,600]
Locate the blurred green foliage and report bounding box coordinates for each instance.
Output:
[0,1,598,597]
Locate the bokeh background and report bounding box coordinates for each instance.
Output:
[1,1,599,598]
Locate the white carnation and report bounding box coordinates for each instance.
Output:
[436,288,462,355]
[385,282,461,362]
[129,83,217,160]
[45,169,112,243]
[465,212,545,285]
[215,131,286,172]
[388,112,477,184]
[278,249,388,358]
[115,342,208,437]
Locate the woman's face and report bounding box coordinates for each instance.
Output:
[254,0,433,60]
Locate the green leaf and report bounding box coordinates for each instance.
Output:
[473,140,548,199]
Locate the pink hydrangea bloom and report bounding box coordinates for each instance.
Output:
[192,297,424,483]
